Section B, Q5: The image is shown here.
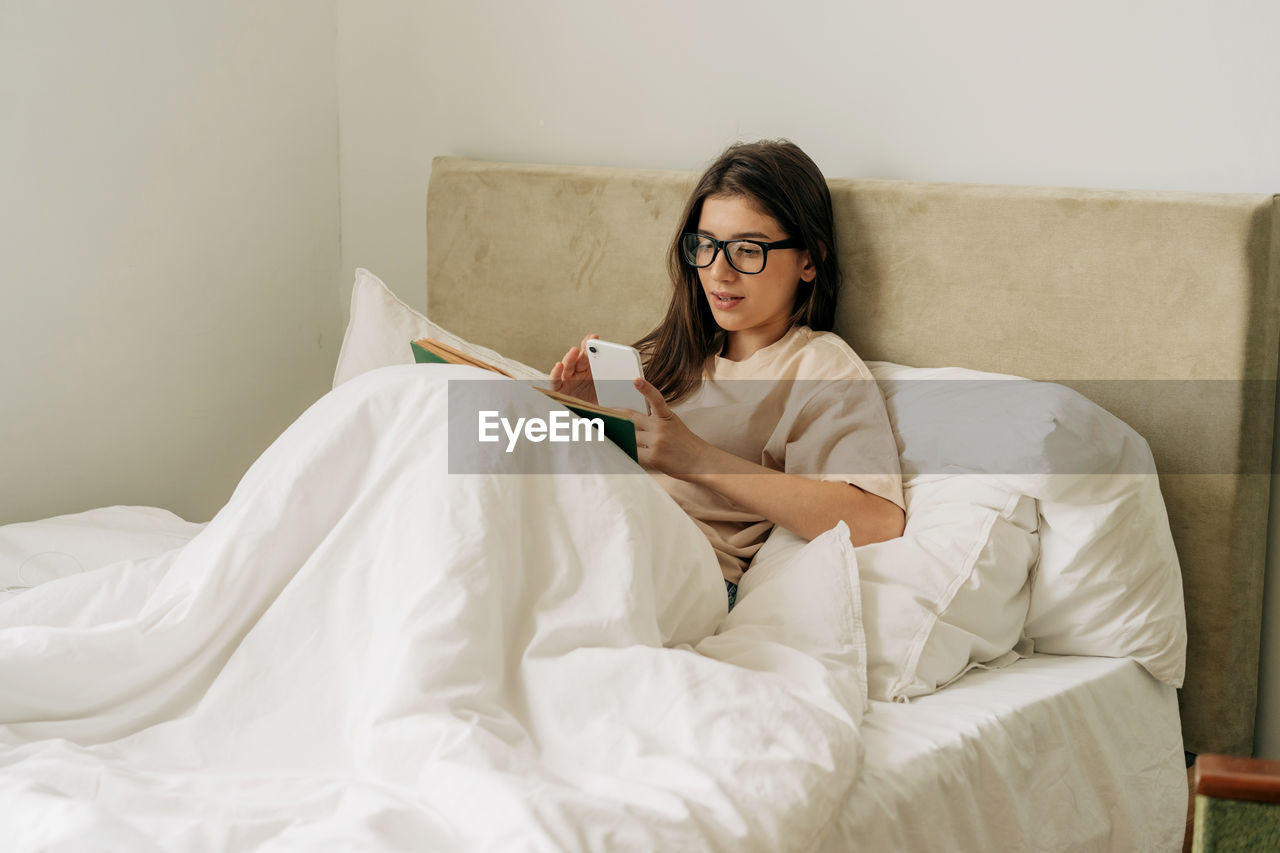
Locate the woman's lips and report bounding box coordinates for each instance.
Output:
[710,292,744,309]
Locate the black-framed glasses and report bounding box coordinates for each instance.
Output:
[680,232,803,275]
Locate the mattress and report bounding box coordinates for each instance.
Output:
[821,654,1187,852]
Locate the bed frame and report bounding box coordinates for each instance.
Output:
[425,155,1280,756]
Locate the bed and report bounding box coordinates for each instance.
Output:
[1,155,1276,851]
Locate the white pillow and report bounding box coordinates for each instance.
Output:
[866,360,1187,688]
[866,361,1158,483]
[333,268,547,388]
[751,478,1038,702]
[1023,486,1185,684]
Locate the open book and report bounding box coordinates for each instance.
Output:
[411,337,639,461]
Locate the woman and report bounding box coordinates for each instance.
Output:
[551,140,906,610]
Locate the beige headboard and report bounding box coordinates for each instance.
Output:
[426,155,1280,756]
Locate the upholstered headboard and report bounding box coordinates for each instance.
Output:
[425,155,1280,756]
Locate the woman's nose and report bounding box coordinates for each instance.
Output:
[709,249,737,280]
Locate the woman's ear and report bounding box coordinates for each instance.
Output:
[800,248,819,283]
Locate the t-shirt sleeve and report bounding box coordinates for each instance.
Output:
[771,357,905,511]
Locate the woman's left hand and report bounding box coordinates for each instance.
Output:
[631,378,716,478]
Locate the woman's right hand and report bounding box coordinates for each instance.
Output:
[549,333,600,404]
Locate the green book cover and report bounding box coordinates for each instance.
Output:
[411,340,450,366]
[412,339,638,462]
[557,400,637,462]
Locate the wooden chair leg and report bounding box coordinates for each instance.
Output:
[1184,765,1195,853]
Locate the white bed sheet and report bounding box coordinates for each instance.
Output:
[0,506,205,605]
[819,654,1186,852]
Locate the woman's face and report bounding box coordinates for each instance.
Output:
[694,193,814,351]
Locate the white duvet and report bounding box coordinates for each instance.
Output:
[0,365,868,852]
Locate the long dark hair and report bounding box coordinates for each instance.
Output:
[633,139,841,404]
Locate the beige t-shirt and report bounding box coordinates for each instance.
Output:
[652,325,905,585]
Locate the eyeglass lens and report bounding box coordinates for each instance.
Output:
[682,235,768,274]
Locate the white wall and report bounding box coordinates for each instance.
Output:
[335,0,1280,757]
[1,1,342,525]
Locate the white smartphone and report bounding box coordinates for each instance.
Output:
[585,339,650,414]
